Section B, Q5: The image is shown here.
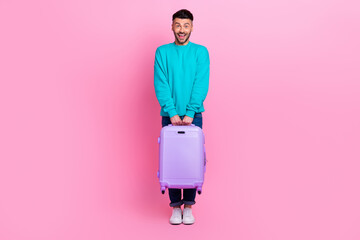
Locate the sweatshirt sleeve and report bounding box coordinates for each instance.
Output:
[154,48,178,118]
[185,47,210,118]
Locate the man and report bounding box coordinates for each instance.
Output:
[154,9,210,225]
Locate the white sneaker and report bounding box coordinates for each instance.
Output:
[182,207,195,225]
[169,207,182,225]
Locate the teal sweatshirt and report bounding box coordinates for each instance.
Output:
[154,41,210,118]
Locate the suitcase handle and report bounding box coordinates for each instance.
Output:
[167,124,195,126]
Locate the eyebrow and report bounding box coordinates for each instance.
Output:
[174,22,190,25]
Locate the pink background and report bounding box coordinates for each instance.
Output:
[1,0,360,239]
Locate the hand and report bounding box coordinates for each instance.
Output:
[182,116,193,125]
[170,115,183,126]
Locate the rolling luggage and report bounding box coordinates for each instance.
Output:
[157,124,207,194]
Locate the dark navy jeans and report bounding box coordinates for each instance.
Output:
[161,113,203,207]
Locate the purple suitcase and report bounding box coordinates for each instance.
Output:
[157,124,207,194]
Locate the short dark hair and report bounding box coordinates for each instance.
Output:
[172,9,193,21]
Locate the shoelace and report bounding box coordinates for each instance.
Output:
[183,209,192,218]
[172,209,182,218]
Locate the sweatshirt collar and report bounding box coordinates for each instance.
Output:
[173,41,192,48]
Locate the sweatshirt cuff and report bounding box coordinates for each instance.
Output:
[168,109,178,118]
[185,110,195,118]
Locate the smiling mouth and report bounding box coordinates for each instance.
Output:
[178,33,186,40]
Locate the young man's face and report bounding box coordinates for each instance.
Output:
[171,18,193,45]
